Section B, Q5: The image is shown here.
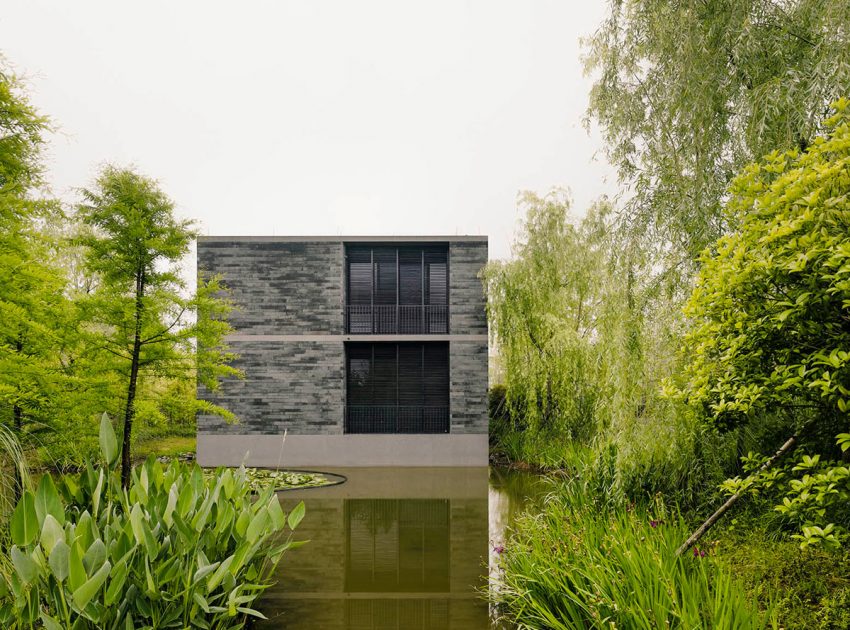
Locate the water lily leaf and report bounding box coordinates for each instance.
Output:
[73,560,111,610]
[35,474,65,526]
[10,492,38,546]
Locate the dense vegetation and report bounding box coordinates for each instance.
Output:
[0,64,236,476]
[0,59,298,627]
[1,415,304,628]
[489,1,850,627]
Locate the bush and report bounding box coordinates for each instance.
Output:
[0,414,303,628]
[491,480,771,629]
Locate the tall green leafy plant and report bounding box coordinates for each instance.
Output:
[0,414,303,627]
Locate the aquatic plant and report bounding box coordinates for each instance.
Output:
[491,479,772,629]
[0,413,304,628]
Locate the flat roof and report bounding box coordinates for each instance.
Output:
[198,235,487,243]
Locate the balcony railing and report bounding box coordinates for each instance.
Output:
[345,305,449,334]
[345,406,450,434]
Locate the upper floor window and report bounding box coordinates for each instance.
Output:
[345,245,448,334]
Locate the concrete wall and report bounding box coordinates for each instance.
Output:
[197,236,488,467]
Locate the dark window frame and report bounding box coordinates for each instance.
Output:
[345,342,450,434]
[344,244,449,334]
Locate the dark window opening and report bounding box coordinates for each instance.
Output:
[346,342,449,433]
[345,245,449,334]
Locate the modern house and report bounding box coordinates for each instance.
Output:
[196,236,488,467]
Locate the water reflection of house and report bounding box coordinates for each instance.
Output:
[196,236,489,468]
[259,468,490,630]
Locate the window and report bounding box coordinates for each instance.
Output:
[345,245,448,334]
[346,342,450,433]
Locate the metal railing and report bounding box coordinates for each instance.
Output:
[345,406,450,433]
[345,305,449,334]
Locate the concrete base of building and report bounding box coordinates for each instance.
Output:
[197,433,489,467]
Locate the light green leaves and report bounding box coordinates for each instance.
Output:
[35,474,64,526]
[10,491,38,546]
[10,546,38,584]
[3,456,298,627]
[99,411,118,467]
[288,501,306,530]
[48,540,70,583]
[72,560,111,610]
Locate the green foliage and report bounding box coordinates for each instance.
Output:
[585,0,850,264]
[713,516,850,630]
[679,100,850,545]
[0,415,301,628]
[483,191,626,442]
[76,166,240,482]
[491,480,770,629]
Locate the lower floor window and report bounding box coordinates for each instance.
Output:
[345,342,449,433]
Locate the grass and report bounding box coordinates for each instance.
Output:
[132,434,196,462]
[711,516,850,630]
[491,478,773,630]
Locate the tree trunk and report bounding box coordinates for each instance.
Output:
[675,433,798,556]
[121,269,145,487]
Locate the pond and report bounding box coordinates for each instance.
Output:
[258,466,550,629]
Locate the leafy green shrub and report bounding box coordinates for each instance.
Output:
[491,480,771,629]
[677,99,850,545]
[0,414,303,628]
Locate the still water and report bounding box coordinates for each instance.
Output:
[258,467,548,629]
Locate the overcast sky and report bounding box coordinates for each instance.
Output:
[2,1,615,261]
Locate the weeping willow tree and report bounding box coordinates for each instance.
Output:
[485,191,633,443]
[585,0,850,276]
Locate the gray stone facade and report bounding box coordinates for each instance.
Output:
[197,236,488,466]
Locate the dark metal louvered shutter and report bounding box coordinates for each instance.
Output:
[398,343,424,432]
[347,247,372,304]
[373,247,397,333]
[423,343,449,432]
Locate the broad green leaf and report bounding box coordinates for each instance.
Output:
[99,412,118,466]
[48,540,71,582]
[83,538,107,574]
[267,495,285,530]
[129,503,146,545]
[39,613,63,630]
[288,501,306,530]
[40,514,64,554]
[68,540,87,592]
[206,555,234,593]
[35,474,65,526]
[11,546,38,584]
[10,491,38,546]
[246,508,270,543]
[105,559,129,606]
[72,560,111,610]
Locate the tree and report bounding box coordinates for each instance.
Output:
[77,166,238,486]
[483,191,627,442]
[678,100,850,547]
[584,0,850,270]
[0,66,70,494]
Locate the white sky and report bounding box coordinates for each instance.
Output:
[2,1,616,261]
